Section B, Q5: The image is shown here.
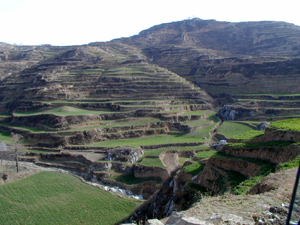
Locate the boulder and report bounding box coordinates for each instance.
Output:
[218,140,227,145]
[166,212,184,225]
[217,105,257,120]
[216,139,227,150]
[174,217,208,225]
[146,219,164,225]
[256,122,270,131]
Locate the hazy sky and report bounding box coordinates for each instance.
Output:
[1,0,299,46]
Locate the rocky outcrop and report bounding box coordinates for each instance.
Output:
[106,146,144,163]
[217,105,257,120]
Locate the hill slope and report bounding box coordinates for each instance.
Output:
[116,19,300,94]
[1,18,300,225]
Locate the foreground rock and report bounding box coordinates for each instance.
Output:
[181,168,297,224]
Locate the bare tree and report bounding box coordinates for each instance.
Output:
[0,142,7,165]
[11,133,27,172]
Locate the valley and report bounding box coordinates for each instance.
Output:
[0,18,300,224]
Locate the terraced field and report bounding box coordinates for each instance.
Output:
[0,44,220,195]
[0,172,141,225]
[216,121,254,139]
[232,93,300,120]
[0,44,298,194]
[1,19,300,224]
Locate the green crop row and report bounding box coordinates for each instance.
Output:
[89,123,215,147]
[14,106,117,116]
[271,118,300,131]
[227,141,294,148]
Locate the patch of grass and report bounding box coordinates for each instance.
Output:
[90,124,214,148]
[0,113,11,116]
[14,106,116,116]
[62,117,162,132]
[0,123,49,133]
[109,173,161,185]
[233,175,265,195]
[0,131,12,143]
[227,141,294,148]
[196,150,217,159]
[185,119,212,127]
[179,157,192,164]
[279,155,300,171]
[232,130,264,140]
[0,172,141,225]
[144,149,167,157]
[182,110,207,116]
[100,117,162,128]
[185,112,219,126]
[159,110,183,114]
[217,121,253,138]
[139,158,166,168]
[153,145,210,151]
[183,162,205,176]
[271,118,300,131]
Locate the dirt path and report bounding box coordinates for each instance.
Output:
[159,152,181,173]
[63,150,106,162]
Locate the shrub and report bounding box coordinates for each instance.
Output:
[183,162,205,176]
[279,155,300,170]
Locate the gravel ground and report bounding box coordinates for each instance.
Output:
[180,168,297,224]
[0,160,70,185]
